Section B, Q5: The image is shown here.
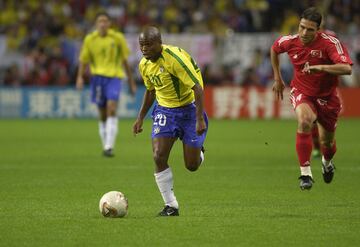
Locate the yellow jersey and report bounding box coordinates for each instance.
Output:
[79,29,129,78]
[139,45,204,108]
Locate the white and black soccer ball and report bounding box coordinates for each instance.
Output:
[99,191,128,218]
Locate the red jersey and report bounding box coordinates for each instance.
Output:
[272,32,353,97]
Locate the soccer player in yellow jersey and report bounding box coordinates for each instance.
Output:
[133,26,208,216]
[76,12,136,157]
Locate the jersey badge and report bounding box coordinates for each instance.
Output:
[310,50,322,58]
[159,66,164,73]
[154,127,160,134]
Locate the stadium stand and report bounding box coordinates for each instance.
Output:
[0,0,359,87]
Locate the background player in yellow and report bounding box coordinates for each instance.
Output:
[76,12,136,157]
[133,26,208,216]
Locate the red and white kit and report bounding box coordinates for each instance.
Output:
[272,32,353,131]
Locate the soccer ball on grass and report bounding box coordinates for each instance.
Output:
[99,191,128,218]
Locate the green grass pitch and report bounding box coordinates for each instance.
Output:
[0,119,359,246]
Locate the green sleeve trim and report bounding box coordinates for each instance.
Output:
[190,57,200,72]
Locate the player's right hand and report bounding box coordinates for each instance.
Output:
[132,118,143,136]
[272,79,285,100]
[196,118,207,136]
[76,77,84,90]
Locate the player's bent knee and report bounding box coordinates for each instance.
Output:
[186,165,199,172]
[298,118,313,132]
[185,160,200,172]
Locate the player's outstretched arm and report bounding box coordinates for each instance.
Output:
[133,89,155,135]
[270,48,285,100]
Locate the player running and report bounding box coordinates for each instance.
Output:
[133,26,208,216]
[271,7,352,190]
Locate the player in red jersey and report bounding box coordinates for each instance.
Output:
[271,7,353,190]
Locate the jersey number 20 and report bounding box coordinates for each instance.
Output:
[154,113,167,126]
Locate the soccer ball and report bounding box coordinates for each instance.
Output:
[99,191,128,218]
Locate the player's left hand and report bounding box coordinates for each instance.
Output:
[196,118,206,135]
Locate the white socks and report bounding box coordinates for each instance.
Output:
[98,121,106,149]
[322,156,332,168]
[99,117,118,150]
[322,156,334,173]
[300,166,312,177]
[154,168,179,209]
[200,150,204,164]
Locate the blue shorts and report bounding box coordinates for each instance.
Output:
[151,103,208,148]
[90,75,122,107]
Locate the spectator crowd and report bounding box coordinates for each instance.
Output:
[0,0,359,87]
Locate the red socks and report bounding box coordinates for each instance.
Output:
[321,140,337,161]
[296,132,312,166]
[311,125,320,150]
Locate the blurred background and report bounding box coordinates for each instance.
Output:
[0,0,359,119]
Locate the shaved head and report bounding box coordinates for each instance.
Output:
[139,26,162,43]
[139,26,163,62]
